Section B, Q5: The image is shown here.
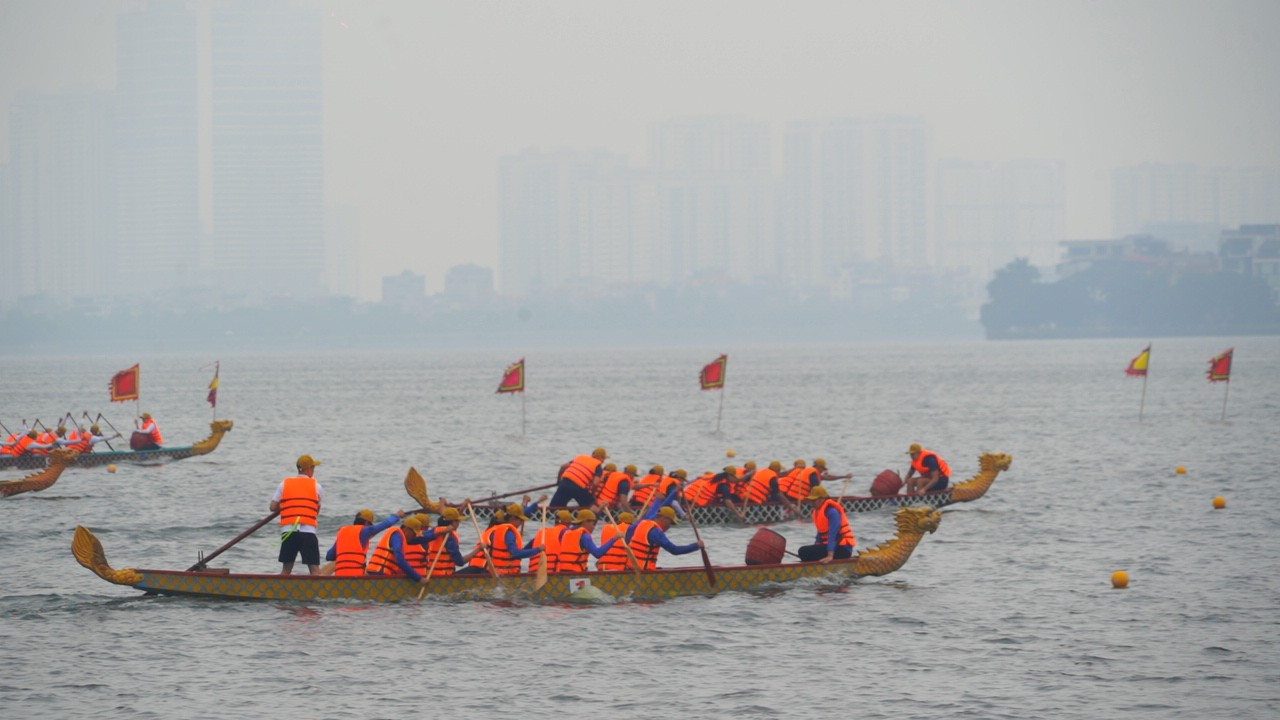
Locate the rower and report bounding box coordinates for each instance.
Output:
[554,509,618,573]
[551,447,607,508]
[366,514,432,585]
[134,412,163,450]
[625,503,703,571]
[798,486,856,564]
[326,509,405,577]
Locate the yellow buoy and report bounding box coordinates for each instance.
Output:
[107,464,118,473]
[1213,496,1226,509]
[1111,570,1129,589]
[726,449,736,458]
[1176,466,1187,474]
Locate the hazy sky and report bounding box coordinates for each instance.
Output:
[2,0,1278,298]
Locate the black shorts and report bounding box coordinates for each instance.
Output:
[278,531,320,566]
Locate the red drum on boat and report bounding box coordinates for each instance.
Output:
[745,527,787,565]
[870,469,903,496]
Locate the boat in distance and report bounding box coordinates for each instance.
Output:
[72,506,943,603]
[0,449,79,497]
[0,420,233,472]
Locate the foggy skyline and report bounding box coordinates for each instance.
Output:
[2,0,1278,298]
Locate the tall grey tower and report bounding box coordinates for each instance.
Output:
[115,1,201,296]
[210,1,324,297]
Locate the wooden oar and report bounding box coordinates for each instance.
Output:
[464,501,502,586]
[681,494,716,587]
[600,505,643,577]
[416,525,449,601]
[404,467,432,509]
[185,511,280,571]
[467,482,557,506]
[535,504,549,590]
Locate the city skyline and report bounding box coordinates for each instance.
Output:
[2,0,1279,301]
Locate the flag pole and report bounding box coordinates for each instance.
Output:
[521,391,527,437]
[715,386,725,434]
[1220,381,1230,422]
[1138,372,1148,423]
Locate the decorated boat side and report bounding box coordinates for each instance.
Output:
[0,449,79,497]
[466,452,1012,525]
[0,420,233,472]
[72,506,943,603]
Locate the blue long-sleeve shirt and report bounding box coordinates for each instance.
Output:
[325,515,401,562]
[564,530,619,559]
[504,527,543,560]
[409,528,466,568]
[815,506,846,555]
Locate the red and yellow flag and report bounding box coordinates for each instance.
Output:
[497,358,525,394]
[1207,348,1233,383]
[700,354,728,390]
[207,362,220,408]
[109,364,140,402]
[1125,345,1151,377]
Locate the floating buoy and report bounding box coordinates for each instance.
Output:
[726,449,736,458]
[1213,496,1226,509]
[1111,570,1129,589]
[1176,466,1187,474]
[107,464,117,474]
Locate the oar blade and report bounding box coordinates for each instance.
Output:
[404,467,431,508]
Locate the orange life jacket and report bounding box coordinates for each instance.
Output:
[332,524,370,576]
[561,455,602,489]
[11,434,36,456]
[489,523,524,575]
[597,522,632,571]
[628,519,662,570]
[911,450,951,480]
[813,498,856,548]
[278,476,320,528]
[683,477,715,506]
[744,469,777,504]
[630,474,664,506]
[367,528,427,576]
[425,530,459,577]
[556,526,591,572]
[782,467,819,501]
[529,525,566,574]
[71,434,96,453]
[467,526,502,571]
[31,431,55,455]
[0,433,18,455]
[139,419,163,444]
[596,471,630,505]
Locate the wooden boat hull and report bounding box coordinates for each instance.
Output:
[72,506,943,602]
[469,452,1013,525]
[0,449,78,497]
[0,420,233,471]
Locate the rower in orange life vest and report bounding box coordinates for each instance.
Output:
[270,454,324,575]
[57,424,119,453]
[551,447,608,508]
[555,509,619,573]
[813,458,852,485]
[0,422,26,455]
[415,507,476,577]
[902,443,951,494]
[625,501,703,571]
[798,486,857,563]
[325,508,407,576]
[134,412,163,450]
[5,430,54,456]
[596,510,635,571]
[455,496,542,575]
[594,463,635,512]
[486,503,544,575]
[366,514,435,585]
[529,509,574,575]
[741,460,786,505]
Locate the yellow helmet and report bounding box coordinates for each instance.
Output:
[592,447,608,460]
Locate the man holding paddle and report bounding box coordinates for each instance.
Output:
[270,454,324,575]
[626,505,703,571]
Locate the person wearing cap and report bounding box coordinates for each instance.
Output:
[798,486,857,563]
[625,503,703,571]
[0,421,28,455]
[814,458,852,484]
[270,454,325,575]
[596,511,636,571]
[414,507,475,577]
[63,424,120,454]
[902,444,951,495]
[325,508,407,577]
[594,463,634,511]
[628,465,666,509]
[457,509,508,575]
[555,509,619,573]
[134,412,163,450]
[780,459,821,502]
[487,503,544,575]
[742,461,786,506]
[551,447,609,508]
[366,514,433,584]
[529,509,574,575]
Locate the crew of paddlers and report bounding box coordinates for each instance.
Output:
[0,414,161,456]
[270,445,951,583]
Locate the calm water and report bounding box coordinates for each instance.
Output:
[2,338,1278,719]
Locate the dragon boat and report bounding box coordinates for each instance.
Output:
[467,452,1012,526]
[71,506,943,603]
[0,449,79,497]
[0,420,233,472]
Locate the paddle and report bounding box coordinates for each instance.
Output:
[467,482,558,507]
[680,491,716,587]
[464,501,502,586]
[535,504,549,590]
[600,505,643,577]
[403,467,432,509]
[186,511,280,571]
[416,524,449,601]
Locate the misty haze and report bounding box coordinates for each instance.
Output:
[2,1,1278,353]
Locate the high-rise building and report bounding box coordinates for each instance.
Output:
[934,159,1065,277]
[210,1,324,298]
[1112,163,1280,242]
[3,91,118,303]
[867,116,928,268]
[782,119,867,285]
[114,1,200,296]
